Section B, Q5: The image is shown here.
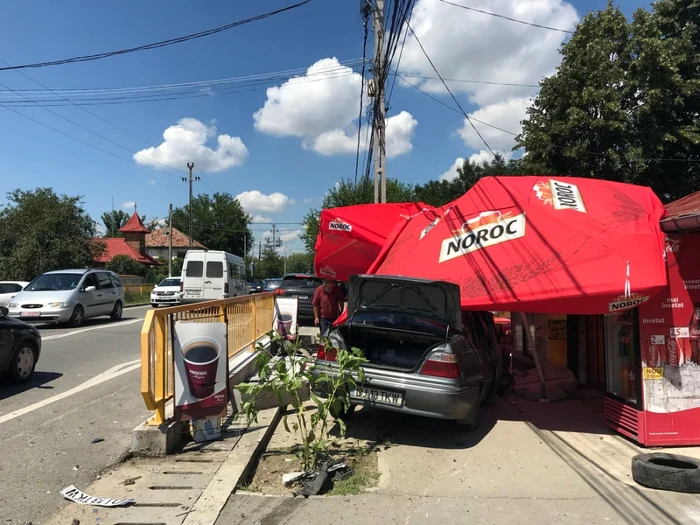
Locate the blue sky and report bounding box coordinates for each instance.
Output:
[0,0,649,254]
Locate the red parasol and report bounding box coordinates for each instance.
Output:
[314,202,431,281]
[369,176,667,315]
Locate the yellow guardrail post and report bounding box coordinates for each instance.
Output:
[153,314,167,424]
[251,297,258,342]
[140,309,157,411]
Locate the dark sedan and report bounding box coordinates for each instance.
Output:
[248,280,265,294]
[275,274,322,319]
[0,306,42,383]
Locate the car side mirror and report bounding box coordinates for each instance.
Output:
[0,306,8,318]
[84,285,97,293]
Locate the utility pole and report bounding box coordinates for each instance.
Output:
[182,162,200,250]
[168,203,173,277]
[111,197,115,237]
[371,0,386,204]
[272,224,277,250]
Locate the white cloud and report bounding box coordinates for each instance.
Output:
[458,96,532,152]
[280,229,302,243]
[134,118,248,173]
[439,157,465,182]
[252,215,272,223]
[254,57,417,157]
[397,0,578,153]
[236,190,293,213]
[122,201,136,210]
[468,151,493,164]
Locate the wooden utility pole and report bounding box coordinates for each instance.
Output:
[168,203,173,277]
[372,0,386,204]
[182,162,200,250]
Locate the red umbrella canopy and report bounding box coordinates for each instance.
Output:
[314,202,431,281]
[371,176,667,315]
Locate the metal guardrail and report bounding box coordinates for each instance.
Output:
[140,293,275,424]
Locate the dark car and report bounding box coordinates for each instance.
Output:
[312,275,501,430]
[275,274,322,319]
[0,306,42,383]
[248,280,265,294]
[263,278,283,292]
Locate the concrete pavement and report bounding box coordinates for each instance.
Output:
[0,306,152,525]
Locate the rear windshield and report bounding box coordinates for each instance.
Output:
[206,261,224,278]
[351,311,448,337]
[279,278,321,289]
[185,261,203,278]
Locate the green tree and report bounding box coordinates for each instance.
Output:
[255,241,284,279]
[0,188,103,281]
[301,177,415,256]
[105,254,148,276]
[172,193,252,255]
[415,154,526,207]
[285,252,313,274]
[101,210,129,237]
[516,1,700,201]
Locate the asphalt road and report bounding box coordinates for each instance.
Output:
[0,305,152,525]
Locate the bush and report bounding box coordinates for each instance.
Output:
[106,255,147,277]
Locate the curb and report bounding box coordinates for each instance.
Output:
[125,302,150,308]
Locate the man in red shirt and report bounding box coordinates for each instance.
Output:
[312,279,345,337]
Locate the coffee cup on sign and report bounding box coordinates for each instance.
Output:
[181,337,221,399]
[277,314,293,337]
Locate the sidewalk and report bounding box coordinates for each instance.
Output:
[217,395,700,525]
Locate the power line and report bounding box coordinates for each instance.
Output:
[354,1,372,189]
[438,0,574,34]
[0,1,312,72]
[405,19,496,156]
[398,73,539,88]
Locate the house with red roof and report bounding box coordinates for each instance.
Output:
[93,211,159,268]
[146,226,207,260]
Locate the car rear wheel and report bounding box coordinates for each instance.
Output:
[68,305,84,328]
[110,301,123,321]
[8,342,37,383]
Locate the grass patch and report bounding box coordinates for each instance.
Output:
[328,466,379,496]
[124,290,150,305]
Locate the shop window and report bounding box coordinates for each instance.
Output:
[604,309,639,406]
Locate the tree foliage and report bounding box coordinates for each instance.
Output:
[253,242,285,279]
[516,0,700,201]
[414,154,526,207]
[301,177,415,256]
[172,193,252,256]
[285,252,313,274]
[0,188,103,281]
[105,254,148,277]
[101,210,130,237]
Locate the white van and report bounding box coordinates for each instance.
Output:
[180,250,247,303]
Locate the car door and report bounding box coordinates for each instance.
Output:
[80,273,103,318]
[96,272,118,314]
[204,258,224,299]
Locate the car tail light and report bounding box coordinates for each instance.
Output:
[224,282,229,294]
[419,352,460,379]
[275,288,285,295]
[317,344,337,362]
[180,281,184,292]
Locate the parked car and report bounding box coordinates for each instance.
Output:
[0,281,29,307]
[263,278,283,292]
[8,269,125,328]
[248,280,265,294]
[0,306,41,383]
[150,277,182,308]
[313,275,501,430]
[275,274,322,319]
[180,250,247,303]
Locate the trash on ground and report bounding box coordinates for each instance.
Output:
[90,438,105,444]
[72,465,79,471]
[331,465,354,482]
[61,485,135,507]
[71,520,80,525]
[282,472,305,485]
[121,476,141,486]
[293,462,330,497]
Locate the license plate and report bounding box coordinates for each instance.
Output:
[20,311,41,318]
[185,289,201,295]
[294,295,309,300]
[350,386,404,407]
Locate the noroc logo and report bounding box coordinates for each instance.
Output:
[439,211,526,263]
[608,293,650,312]
[328,219,352,232]
[534,179,587,213]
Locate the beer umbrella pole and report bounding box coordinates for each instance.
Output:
[519,312,548,399]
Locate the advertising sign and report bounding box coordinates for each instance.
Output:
[274,297,299,340]
[174,321,228,421]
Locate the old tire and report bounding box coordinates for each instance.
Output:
[110,300,123,321]
[8,342,37,384]
[631,453,700,493]
[68,305,84,328]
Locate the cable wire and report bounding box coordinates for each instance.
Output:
[0,1,312,72]
[439,0,574,34]
[405,19,496,156]
[354,1,372,189]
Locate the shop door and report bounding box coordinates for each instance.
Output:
[604,309,641,407]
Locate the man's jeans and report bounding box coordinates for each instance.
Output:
[319,317,336,338]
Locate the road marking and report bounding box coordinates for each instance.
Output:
[42,317,144,341]
[0,360,141,425]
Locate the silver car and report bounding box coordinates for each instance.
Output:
[8,269,125,327]
[313,275,501,430]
